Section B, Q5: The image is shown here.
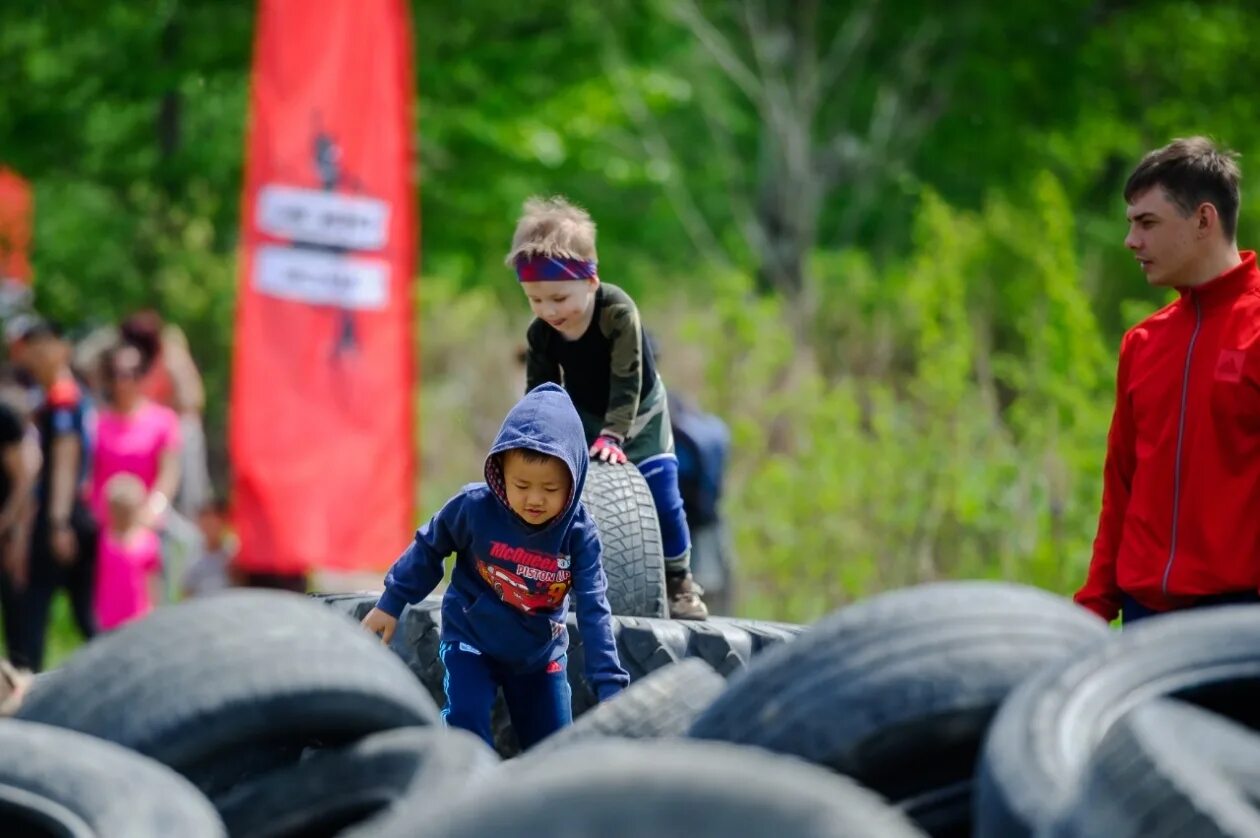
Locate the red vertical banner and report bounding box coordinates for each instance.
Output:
[230,0,418,574]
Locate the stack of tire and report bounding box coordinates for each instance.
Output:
[567,465,1260,834]
[8,461,1260,835]
[973,604,1260,836]
[0,588,921,837]
[2,589,491,836]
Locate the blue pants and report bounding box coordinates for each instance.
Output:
[439,641,572,750]
[639,454,692,569]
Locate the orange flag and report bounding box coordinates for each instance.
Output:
[0,168,33,311]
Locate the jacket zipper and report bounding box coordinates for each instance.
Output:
[1162,294,1203,595]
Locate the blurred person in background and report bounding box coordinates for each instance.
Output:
[119,310,211,519]
[182,496,239,598]
[669,391,736,615]
[0,369,39,666]
[9,319,97,671]
[90,343,183,602]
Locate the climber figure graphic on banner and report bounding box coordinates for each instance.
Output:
[253,113,391,365]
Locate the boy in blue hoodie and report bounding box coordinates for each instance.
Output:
[361,383,628,748]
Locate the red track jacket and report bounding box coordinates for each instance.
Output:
[1076,251,1260,620]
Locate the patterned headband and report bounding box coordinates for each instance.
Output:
[514,254,598,282]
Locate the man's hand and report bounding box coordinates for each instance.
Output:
[51,524,77,567]
[590,435,628,465]
[361,607,398,645]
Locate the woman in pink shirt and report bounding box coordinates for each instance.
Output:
[90,344,182,531]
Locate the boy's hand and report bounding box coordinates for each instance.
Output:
[361,608,398,645]
[590,435,627,465]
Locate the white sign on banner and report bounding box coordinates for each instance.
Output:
[254,246,389,310]
[257,185,390,251]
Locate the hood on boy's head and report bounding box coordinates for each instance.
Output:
[484,383,588,523]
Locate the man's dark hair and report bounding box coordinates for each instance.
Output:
[1124,137,1242,240]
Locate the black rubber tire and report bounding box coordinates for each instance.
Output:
[317,593,448,710]
[315,596,804,693]
[687,582,1109,835]
[1045,700,1260,837]
[17,589,440,793]
[975,605,1260,838]
[532,658,726,753]
[581,461,668,618]
[606,613,803,683]
[414,739,929,838]
[523,608,802,756]
[0,718,225,837]
[215,727,499,838]
[562,611,805,714]
[313,592,803,757]
[897,781,972,838]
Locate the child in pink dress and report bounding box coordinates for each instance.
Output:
[95,472,162,631]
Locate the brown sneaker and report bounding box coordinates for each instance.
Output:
[667,572,710,621]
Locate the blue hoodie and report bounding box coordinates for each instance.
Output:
[376,383,628,701]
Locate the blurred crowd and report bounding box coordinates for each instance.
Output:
[0,308,236,672]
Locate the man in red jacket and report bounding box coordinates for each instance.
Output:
[1076,136,1260,624]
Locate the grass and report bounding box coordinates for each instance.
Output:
[44,593,87,669]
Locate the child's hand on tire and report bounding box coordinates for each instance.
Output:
[590,435,627,464]
[361,608,398,645]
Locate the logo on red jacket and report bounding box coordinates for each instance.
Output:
[1216,349,1246,383]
